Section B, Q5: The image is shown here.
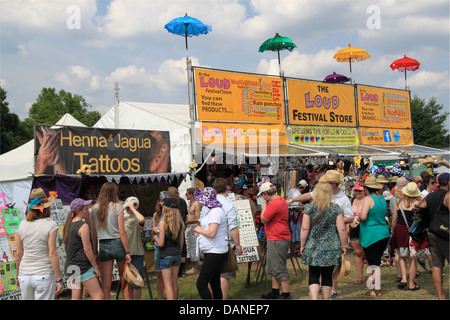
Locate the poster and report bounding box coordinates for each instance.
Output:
[357,85,411,128]
[1,208,21,235]
[290,125,359,146]
[0,193,6,210]
[34,126,171,176]
[195,68,285,123]
[358,127,414,145]
[287,79,356,126]
[0,262,18,293]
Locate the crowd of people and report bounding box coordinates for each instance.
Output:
[15,161,449,300]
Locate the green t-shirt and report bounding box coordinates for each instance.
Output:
[359,195,390,248]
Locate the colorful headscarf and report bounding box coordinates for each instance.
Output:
[159,191,169,200]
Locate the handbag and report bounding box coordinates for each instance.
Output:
[399,203,431,258]
[221,211,238,273]
[221,243,238,273]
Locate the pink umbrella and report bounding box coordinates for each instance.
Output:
[390,54,420,90]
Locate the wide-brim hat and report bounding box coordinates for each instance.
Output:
[376,175,390,184]
[124,263,144,287]
[24,188,56,211]
[194,187,222,208]
[360,176,383,189]
[437,160,450,168]
[337,255,351,280]
[321,170,344,185]
[422,157,436,165]
[402,182,421,198]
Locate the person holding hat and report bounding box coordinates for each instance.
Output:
[90,182,131,300]
[194,187,229,300]
[416,172,449,300]
[123,196,146,300]
[357,176,390,297]
[259,182,292,300]
[390,182,425,291]
[62,198,103,300]
[16,188,64,300]
[153,198,185,300]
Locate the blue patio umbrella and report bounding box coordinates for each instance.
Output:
[164,13,212,60]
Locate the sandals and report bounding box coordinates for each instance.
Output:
[397,282,407,289]
[354,279,363,285]
[409,283,421,291]
[365,289,382,297]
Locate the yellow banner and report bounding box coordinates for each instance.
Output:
[287,79,356,126]
[357,85,411,128]
[199,122,288,145]
[290,125,359,146]
[195,68,285,123]
[358,127,414,145]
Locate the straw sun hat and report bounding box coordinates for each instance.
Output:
[320,170,344,185]
[401,182,421,198]
[123,263,144,287]
[360,176,383,189]
[23,188,56,212]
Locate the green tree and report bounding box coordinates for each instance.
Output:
[1,87,33,154]
[411,95,449,149]
[22,88,101,136]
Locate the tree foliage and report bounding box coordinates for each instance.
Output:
[1,87,32,154]
[410,95,449,149]
[21,87,101,137]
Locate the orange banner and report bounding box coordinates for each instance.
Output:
[194,68,285,123]
[358,127,414,145]
[287,79,356,126]
[357,85,411,128]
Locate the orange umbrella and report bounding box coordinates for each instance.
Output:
[333,43,371,81]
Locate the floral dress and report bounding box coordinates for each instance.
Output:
[301,203,342,267]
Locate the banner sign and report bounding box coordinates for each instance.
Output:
[290,125,359,146]
[357,85,411,128]
[194,68,285,123]
[287,79,356,126]
[358,127,414,145]
[34,126,171,175]
[199,122,288,146]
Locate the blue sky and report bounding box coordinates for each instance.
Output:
[1,0,449,131]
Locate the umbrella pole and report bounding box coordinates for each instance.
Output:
[405,69,408,90]
[349,57,353,81]
[185,29,189,61]
[277,49,282,76]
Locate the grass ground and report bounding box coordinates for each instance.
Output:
[58,248,449,300]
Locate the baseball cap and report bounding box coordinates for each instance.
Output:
[257,182,277,196]
[163,198,179,208]
[70,198,92,212]
[438,172,449,183]
[125,196,139,206]
[298,180,308,187]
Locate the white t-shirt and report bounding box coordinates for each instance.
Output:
[311,190,353,217]
[18,218,58,276]
[287,188,302,208]
[198,207,228,254]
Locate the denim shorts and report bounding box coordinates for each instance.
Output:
[99,238,126,262]
[159,255,182,269]
[80,267,96,282]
